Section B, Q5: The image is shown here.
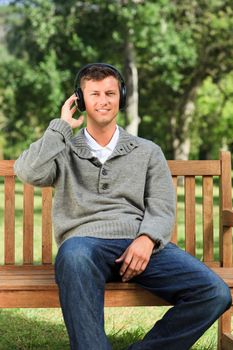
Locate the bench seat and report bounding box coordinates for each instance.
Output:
[0,265,232,308]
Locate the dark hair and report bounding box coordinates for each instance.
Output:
[79,65,122,89]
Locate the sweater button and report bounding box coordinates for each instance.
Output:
[102,183,109,190]
[102,168,108,175]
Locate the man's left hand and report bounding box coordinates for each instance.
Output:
[115,235,155,282]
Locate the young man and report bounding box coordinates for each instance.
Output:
[14,63,231,350]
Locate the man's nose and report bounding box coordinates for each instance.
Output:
[99,93,108,105]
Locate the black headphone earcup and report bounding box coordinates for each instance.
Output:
[75,88,86,112]
[119,83,127,110]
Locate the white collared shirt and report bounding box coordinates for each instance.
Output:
[84,126,119,164]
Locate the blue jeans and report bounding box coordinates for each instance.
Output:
[55,237,231,350]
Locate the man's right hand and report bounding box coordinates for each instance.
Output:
[61,94,84,129]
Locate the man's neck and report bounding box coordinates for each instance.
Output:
[86,123,117,147]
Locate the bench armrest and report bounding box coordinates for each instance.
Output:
[222,209,233,227]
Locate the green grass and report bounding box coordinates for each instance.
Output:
[0,178,231,349]
[0,307,219,350]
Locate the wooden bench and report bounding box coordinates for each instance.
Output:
[0,151,233,349]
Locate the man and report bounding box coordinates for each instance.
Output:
[14,63,231,350]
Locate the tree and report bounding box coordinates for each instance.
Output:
[1,0,233,160]
[0,49,66,158]
[191,73,233,160]
[138,0,233,158]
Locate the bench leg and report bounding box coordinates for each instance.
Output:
[218,307,233,350]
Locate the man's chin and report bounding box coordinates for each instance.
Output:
[89,115,116,125]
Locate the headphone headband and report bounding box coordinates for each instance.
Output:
[74,63,126,112]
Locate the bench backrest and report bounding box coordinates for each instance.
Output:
[0,151,232,268]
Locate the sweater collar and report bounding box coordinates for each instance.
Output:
[70,127,139,160]
[84,125,119,152]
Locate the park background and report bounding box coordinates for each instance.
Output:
[0,0,233,161]
[0,1,233,349]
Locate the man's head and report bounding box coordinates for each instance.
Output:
[74,63,126,112]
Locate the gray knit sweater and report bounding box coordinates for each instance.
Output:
[14,118,175,250]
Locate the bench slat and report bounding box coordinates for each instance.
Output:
[168,160,221,176]
[222,210,233,227]
[203,176,214,263]
[221,334,233,350]
[4,176,15,265]
[0,160,222,177]
[220,152,233,267]
[0,160,15,176]
[23,184,34,264]
[0,268,232,287]
[171,176,178,244]
[185,176,196,255]
[42,188,53,264]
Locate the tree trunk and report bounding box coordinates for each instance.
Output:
[0,136,4,160]
[124,40,140,136]
[172,100,195,160]
[171,71,204,160]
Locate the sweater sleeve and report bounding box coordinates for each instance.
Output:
[14,118,73,187]
[137,145,176,249]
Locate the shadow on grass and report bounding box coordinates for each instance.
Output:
[0,309,217,350]
[0,310,143,350]
[0,309,69,350]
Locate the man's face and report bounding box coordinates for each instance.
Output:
[82,76,120,128]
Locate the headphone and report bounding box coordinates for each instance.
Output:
[74,63,126,112]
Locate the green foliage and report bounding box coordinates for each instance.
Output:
[190,73,233,159]
[0,0,233,159]
[138,0,233,157]
[0,49,65,158]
